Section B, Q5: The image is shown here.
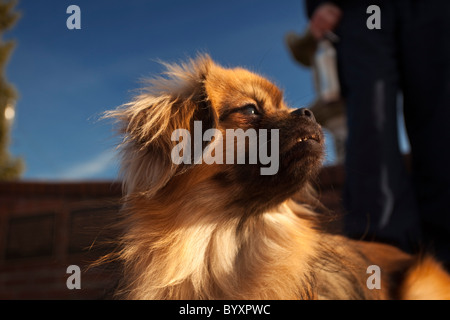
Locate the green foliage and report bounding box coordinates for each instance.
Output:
[0,0,24,180]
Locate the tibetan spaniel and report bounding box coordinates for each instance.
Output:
[103,55,450,300]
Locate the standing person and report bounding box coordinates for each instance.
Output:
[305,0,450,266]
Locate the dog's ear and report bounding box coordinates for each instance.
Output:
[105,54,218,196]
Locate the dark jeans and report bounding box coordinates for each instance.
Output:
[335,0,450,265]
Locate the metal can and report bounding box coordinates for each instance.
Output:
[313,38,341,103]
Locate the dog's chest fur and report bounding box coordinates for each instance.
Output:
[116,199,389,300]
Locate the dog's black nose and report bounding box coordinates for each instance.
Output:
[291,108,316,122]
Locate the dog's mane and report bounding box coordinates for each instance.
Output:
[104,55,215,197]
[110,196,322,299]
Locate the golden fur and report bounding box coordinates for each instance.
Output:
[104,55,450,300]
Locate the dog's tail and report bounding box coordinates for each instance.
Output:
[399,255,450,300]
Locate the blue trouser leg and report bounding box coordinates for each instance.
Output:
[335,0,422,252]
[398,0,450,265]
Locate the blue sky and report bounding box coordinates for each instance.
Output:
[6,0,338,181]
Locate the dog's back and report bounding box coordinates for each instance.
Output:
[316,236,450,299]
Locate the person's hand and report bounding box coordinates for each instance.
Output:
[310,3,342,40]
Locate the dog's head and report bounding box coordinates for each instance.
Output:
[107,55,324,214]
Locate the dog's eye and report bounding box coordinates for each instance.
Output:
[239,104,260,116]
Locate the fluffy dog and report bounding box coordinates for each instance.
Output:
[105,55,450,299]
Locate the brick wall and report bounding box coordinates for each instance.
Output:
[0,182,122,299]
[0,165,344,300]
